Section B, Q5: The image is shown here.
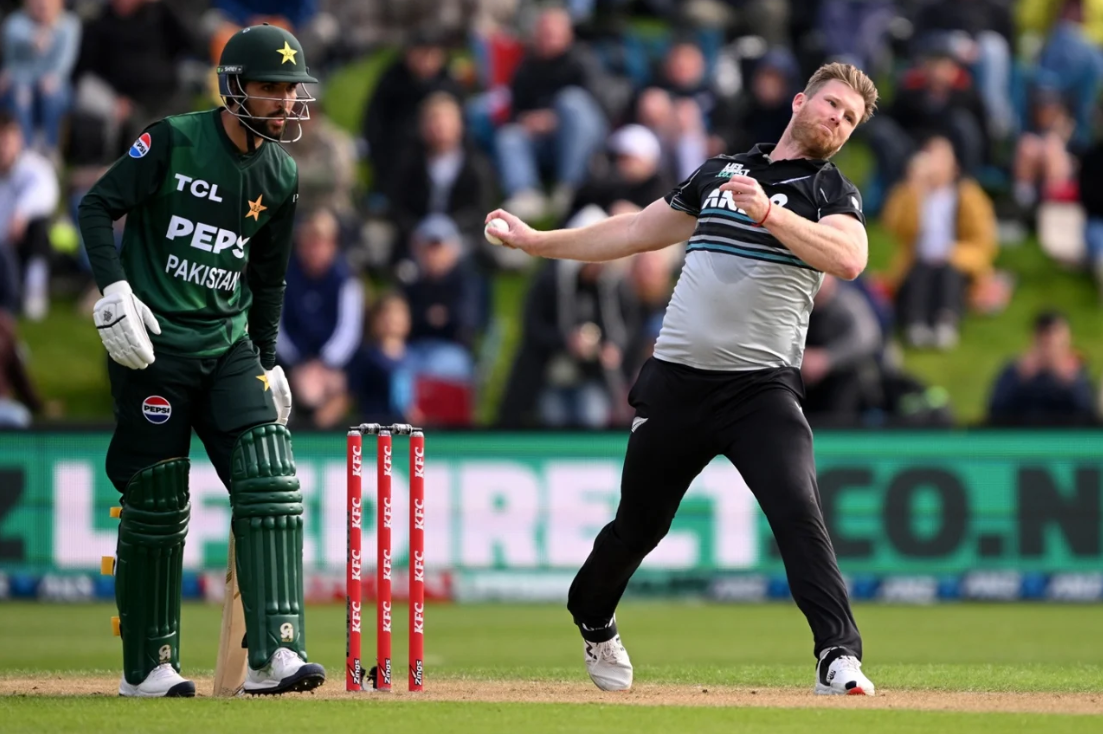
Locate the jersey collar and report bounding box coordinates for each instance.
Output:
[748,143,831,170]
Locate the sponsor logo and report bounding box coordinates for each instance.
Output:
[381,600,392,633]
[350,497,361,530]
[280,622,294,642]
[413,446,425,478]
[165,216,249,258]
[172,174,223,202]
[413,499,425,531]
[381,658,391,686]
[382,496,392,530]
[142,396,171,424]
[350,549,361,581]
[631,416,648,433]
[129,132,151,158]
[159,645,171,663]
[350,600,361,634]
[412,602,424,635]
[715,161,746,179]
[413,550,425,584]
[351,657,362,685]
[412,659,424,687]
[382,548,392,582]
[383,445,392,477]
[351,445,362,477]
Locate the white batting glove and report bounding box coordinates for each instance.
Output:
[266,365,292,425]
[94,281,161,370]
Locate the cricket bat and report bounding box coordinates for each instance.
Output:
[213,530,248,697]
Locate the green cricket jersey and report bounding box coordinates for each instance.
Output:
[78,108,299,369]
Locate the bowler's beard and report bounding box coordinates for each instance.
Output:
[790,107,843,160]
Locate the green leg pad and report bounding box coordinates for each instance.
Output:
[116,458,190,685]
[230,424,306,670]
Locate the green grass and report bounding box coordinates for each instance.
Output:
[2,602,1103,690]
[2,603,1100,731]
[0,699,1092,734]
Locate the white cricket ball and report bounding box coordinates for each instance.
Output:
[484,218,509,246]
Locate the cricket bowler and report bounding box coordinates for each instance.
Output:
[484,62,880,696]
[78,24,326,697]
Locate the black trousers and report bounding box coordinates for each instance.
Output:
[105,339,279,492]
[567,357,862,661]
[898,262,965,328]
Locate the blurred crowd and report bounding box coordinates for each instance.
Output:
[0,0,1101,429]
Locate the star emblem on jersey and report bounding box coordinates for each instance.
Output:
[276,41,297,64]
[256,374,270,391]
[246,195,267,221]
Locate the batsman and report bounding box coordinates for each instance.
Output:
[78,24,326,697]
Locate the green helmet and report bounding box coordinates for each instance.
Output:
[217,24,318,144]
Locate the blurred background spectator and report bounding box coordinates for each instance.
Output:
[987,310,1099,426]
[1,0,81,163]
[277,207,365,430]
[881,136,999,350]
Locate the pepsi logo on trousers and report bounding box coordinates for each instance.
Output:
[142,396,172,424]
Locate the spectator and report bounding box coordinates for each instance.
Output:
[622,248,677,385]
[815,0,898,74]
[631,86,703,183]
[862,38,988,189]
[1019,0,1103,150]
[497,249,640,428]
[276,208,365,428]
[565,124,671,223]
[389,91,498,267]
[803,275,884,424]
[346,290,421,426]
[911,0,1017,142]
[0,309,43,427]
[1014,86,1077,214]
[650,39,737,158]
[362,25,464,198]
[400,214,481,383]
[494,7,608,220]
[287,108,359,225]
[1077,124,1103,300]
[987,310,1098,426]
[0,110,58,321]
[881,137,998,350]
[69,0,199,164]
[725,47,801,155]
[0,0,81,158]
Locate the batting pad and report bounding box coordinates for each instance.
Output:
[116,458,190,685]
[230,424,307,670]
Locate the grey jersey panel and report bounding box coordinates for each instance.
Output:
[654,248,824,371]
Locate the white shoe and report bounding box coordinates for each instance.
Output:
[243,648,326,696]
[814,648,875,696]
[934,322,959,350]
[906,323,934,348]
[118,664,195,698]
[584,634,633,691]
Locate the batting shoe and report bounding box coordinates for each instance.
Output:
[584,635,634,691]
[814,648,875,696]
[244,648,326,695]
[118,664,196,698]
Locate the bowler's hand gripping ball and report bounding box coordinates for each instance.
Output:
[484,218,509,246]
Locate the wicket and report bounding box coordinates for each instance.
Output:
[346,423,426,693]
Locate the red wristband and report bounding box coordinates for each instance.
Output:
[756,200,772,226]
